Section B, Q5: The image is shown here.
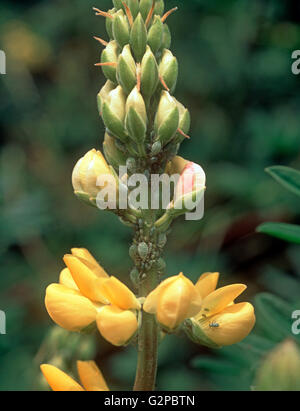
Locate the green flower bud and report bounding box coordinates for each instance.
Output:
[125,86,148,143]
[113,0,139,18]
[154,0,165,16]
[100,40,119,83]
[161,24,171,50]
[174,100,191,143]
[151,141,162,156]
[139,0,153,21]
[113,0,123,10]
[103,132,127,169]
[147,15,164,54]
[138,242,149,259]
[154,91,179,146]
[102,86,128,142]
[97,80,115,115]
[117,45,137,95]
[159,49,178,93]
[127,0,139,19]
[141,46,159,101]
[130,13,147,62]
[113,10,130,48]
[106,8,117,40]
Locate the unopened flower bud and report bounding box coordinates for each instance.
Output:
[97,80,115,115]
[138,242,149,259]
[106,8,117,40]
[154,91,179,146]
[154,0,165,16]
[174,100,191,143]
[151,141,162,156]
[72,149,114,200]
[141,46,159,101]
[102,86,128,142]
[100,40,118,83]
[125,86,148,143]
[159,49,178,93]
[161,24,171,50]
[144,273,202,330]
[166,156,206,216]
[103,132,127,169]
[112,0,123,10]
[113,9,130,48]
[147,15,164,54]
[129,0,139,18]
[130,13,147,62]
[117,45,137,95]
[139,0,154,21]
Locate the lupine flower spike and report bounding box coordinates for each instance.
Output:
[41,0,256,392]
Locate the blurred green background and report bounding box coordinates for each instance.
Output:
[0,0,300,391]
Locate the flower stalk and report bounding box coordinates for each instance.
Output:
[40,0,256,393]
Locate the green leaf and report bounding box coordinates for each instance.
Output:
[257,222,300,244]
[254,293,292,343]
[266,166,300,197]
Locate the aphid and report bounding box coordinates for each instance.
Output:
[209,321,220,328]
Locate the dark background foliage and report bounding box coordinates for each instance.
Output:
[0,0,300,390]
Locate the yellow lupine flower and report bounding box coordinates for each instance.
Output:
[45,248,140,345]
[143,273,202,329]
[191,272,255,346]
[197,302,255,346]
[41,361,109,391]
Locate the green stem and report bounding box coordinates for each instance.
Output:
[133,271,159,391]
[154,212,172,232]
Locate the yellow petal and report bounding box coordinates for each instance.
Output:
[96,305,138,346]
[143,275,179,314]
[63,254,108,304]
[199,302,255,346]
[77,361,109,391]
[45,283,97,332]
[59,268,79,290]
[98,276,141,310]
[40,364,84,391]
[197,283,247,319]
[156,273,202,329]
[195,272,219,299]
[71,248,109,278]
